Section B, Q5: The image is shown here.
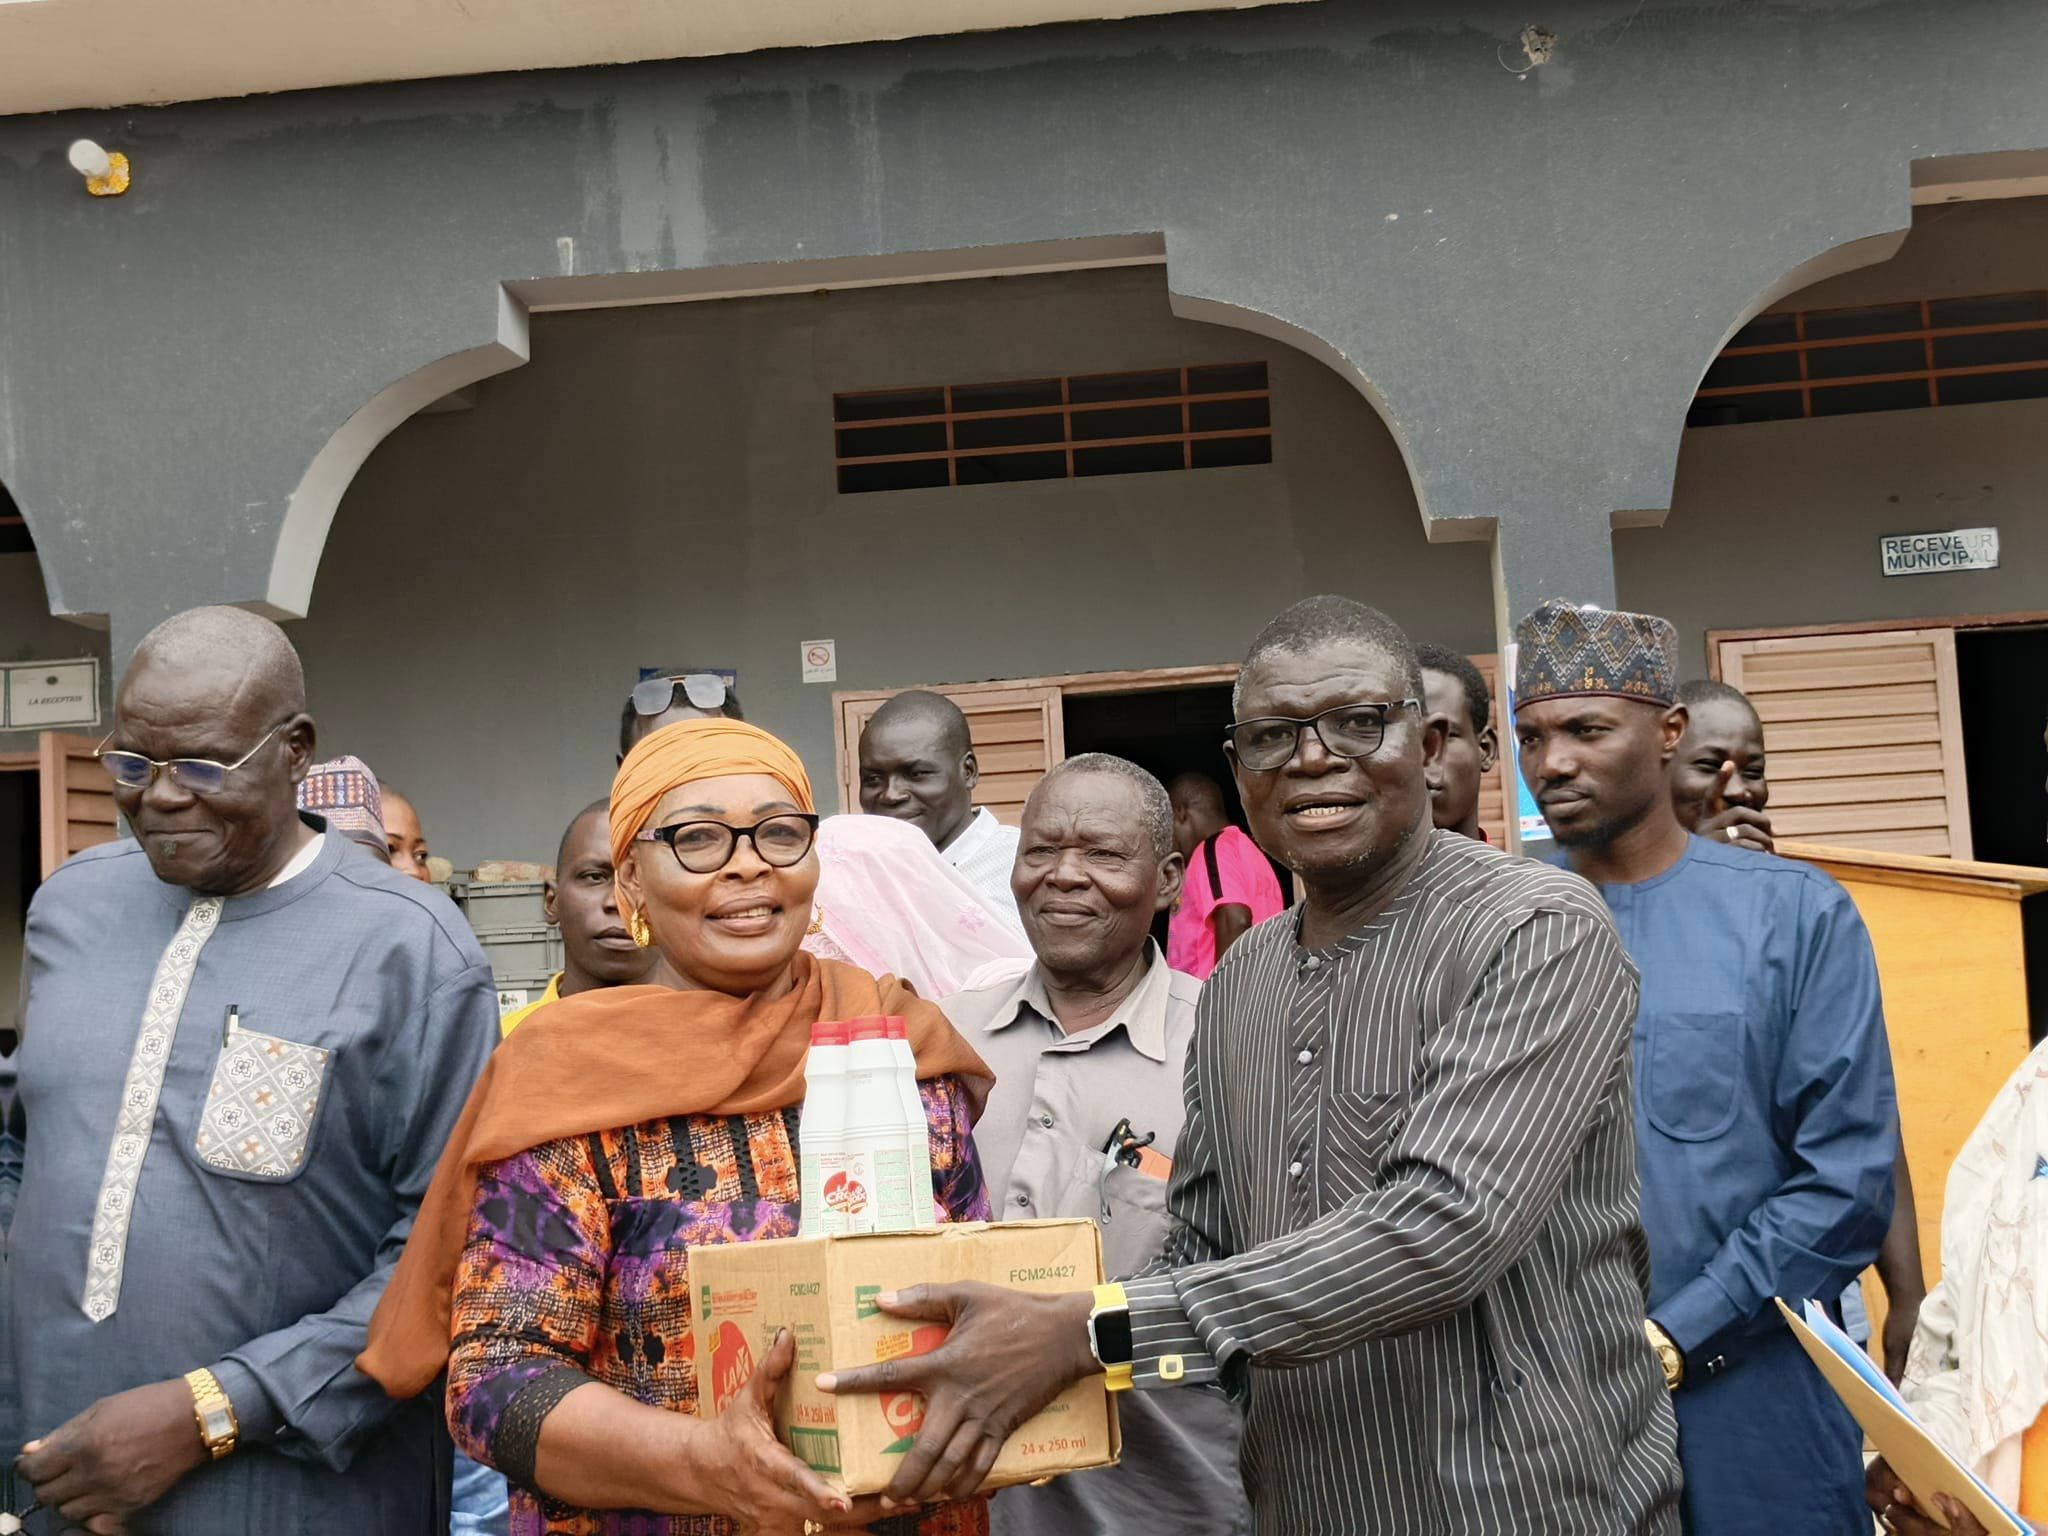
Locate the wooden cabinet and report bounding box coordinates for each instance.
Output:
[1781,840,2046,1287]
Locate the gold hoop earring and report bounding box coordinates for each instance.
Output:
[806,906,824,937]
[628,910,652,948]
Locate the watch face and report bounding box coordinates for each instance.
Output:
[1092,1309,1134,1367]
[201,1404,234,1440]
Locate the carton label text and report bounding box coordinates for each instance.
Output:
[1008,1264,1079,1283]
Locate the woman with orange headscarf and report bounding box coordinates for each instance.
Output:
[360,720,995,1536]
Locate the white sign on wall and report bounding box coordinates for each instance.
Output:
[800,639,838,684]
[1880,527,2000,577]
[3,657,101,729]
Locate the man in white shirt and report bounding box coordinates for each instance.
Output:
[857,690,1021,929]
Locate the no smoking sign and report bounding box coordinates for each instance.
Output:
[800,639,838,684]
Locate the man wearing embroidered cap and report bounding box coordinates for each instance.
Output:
[295,754,389,862]
[1512,597,1898,1536]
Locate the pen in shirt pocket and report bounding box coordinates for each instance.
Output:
[223,1003,240,1047]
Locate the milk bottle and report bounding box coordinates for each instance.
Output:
[798,1019,851,1236]
[885,1016,938,1227]
[840,1018,917,1233]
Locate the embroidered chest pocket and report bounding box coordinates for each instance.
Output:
[194,1024,333,1181]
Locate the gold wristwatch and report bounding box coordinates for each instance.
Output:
[1643,1321,1683,1391]
[183,1368,239,1459]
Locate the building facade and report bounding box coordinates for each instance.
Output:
[2,0,2046,874]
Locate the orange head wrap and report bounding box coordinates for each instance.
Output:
[609,718,817,893]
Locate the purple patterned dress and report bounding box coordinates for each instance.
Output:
[446,1076,992,1536]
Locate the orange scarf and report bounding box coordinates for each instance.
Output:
[358,953,992,1398]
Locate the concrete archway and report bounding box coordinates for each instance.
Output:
[268,289,532,620]
[264,231,1444,622]
[284,241,1486,864]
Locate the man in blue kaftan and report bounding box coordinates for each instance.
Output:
[1513,599,1896,1536]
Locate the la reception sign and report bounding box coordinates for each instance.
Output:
[2,658,102,729]
[1880,527,2000,577]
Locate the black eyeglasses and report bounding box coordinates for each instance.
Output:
[94,721,290,794]
[631,674,728,717]
[634,813,820,874]
[1224,699,1421,771]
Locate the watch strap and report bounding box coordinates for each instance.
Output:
[184,1367,239,1459]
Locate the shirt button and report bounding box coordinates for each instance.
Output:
[1287,1160,1305,1178]
[1040,1113,1055,1128]
[1296,1049,1313,1064]
[1013,1193,1030,1208]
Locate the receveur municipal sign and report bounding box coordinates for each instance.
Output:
[1879,527,1999,577]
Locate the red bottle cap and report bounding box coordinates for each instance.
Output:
[849,1018,890,1042]
[811,1020,851,1046]
[884,1016,908,1040]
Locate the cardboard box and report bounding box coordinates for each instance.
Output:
[690,1219,1119,1497]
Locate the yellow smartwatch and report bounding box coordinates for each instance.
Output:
[184,1368,240,1459]
[1086,1283,1134,1392]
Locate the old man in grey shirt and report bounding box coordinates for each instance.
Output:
[945,753,1250,1536]
[10,607,496,1534]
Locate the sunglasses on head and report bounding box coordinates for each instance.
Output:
[631,674,728,717]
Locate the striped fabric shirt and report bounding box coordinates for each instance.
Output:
[941,808,1024,934]
[1120,830,1682,1534]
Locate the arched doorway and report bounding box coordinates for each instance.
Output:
[282,257,1495,872]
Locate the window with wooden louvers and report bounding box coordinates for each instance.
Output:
[1714,628,1972,859]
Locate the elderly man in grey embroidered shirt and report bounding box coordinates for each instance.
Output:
[944,753,1250,1536]
[9,607,497,1535]
[826,596,1681,1535]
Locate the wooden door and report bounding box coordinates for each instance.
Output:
[39,730,118,878]
[1469,653,1511,848]
[1715,628,1972,859]
[835,685,1066,825]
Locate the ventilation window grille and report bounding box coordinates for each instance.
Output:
[1690,290,2048,427]
[834,362,1271,493]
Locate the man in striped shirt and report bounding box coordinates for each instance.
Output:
[825,596,1682,1534]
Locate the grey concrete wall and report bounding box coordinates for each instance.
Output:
[5,0,2048,676]
[1619,195,2048,676]
[1621,397,2048,679]
[295,266,1490,865]
[1786,196,2048,311]
[0,554,110,755]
